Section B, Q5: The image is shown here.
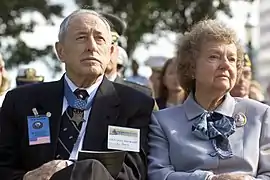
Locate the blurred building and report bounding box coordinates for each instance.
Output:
[258,0,270,98]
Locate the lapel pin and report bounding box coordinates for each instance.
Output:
[32,108,39,117]
[46,112,52,118]
[234,112,247,127]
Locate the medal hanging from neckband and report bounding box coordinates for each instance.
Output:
[64,80,93,127]
[66,108,84,127]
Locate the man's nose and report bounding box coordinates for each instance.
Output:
[85,36,98,52]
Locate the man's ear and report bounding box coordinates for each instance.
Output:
[111,44,119,56]
[55,42,65,62]
[111,44,119,60]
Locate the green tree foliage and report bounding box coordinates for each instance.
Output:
[76,0,254,56]
[0,0,63,73]
[0,0,255,72]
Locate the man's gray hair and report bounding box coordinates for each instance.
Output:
[58,9,112,43]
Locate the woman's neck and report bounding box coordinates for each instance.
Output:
[167,90,186,105]
[194,89,225,111]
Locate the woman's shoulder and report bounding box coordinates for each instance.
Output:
[151,105,187,134]
[153,104,185,122]
[234,97,270,114]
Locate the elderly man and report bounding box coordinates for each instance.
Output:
[230,53,252,98]
[0,9,154,180]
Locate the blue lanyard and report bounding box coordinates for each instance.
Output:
[64,80,94,110]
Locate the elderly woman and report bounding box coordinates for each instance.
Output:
[0,54,10,106]
[148,19,270,180]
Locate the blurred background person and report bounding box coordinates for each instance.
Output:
[105,45,126,81]
[266,83,270,104]
[156,58,187,109]
[0,54,10,106]
[16,67,44,87]
[104,13,153,97]
[126,59,151,87]
[145,56,167,98]
[230,53,252,98]
[103,13,127,81]
[106,45,152,96]
[116,46,128,78]
[249,80,265,102]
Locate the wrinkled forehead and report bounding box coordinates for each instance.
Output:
[201,41,237,52]
[68,13,110,35]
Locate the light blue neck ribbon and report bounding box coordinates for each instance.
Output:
[64,80,93,110]
[191,111,236,159]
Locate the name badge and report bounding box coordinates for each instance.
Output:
[27,116,51,145]
[107,126,140,152]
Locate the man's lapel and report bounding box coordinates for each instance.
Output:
[83,77,120,150]
[34,77,64,158]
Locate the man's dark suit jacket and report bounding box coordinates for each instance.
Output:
[0,76,154,180]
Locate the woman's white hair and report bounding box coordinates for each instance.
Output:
[58,9,112,43]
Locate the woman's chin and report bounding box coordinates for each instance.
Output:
[213,82,231,92]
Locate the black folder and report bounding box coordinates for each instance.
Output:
[78,150,126,178]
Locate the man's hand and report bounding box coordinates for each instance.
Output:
[212,173,253,180]
[23,160,68,180]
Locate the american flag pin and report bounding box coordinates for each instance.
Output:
[46,112,52,117]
